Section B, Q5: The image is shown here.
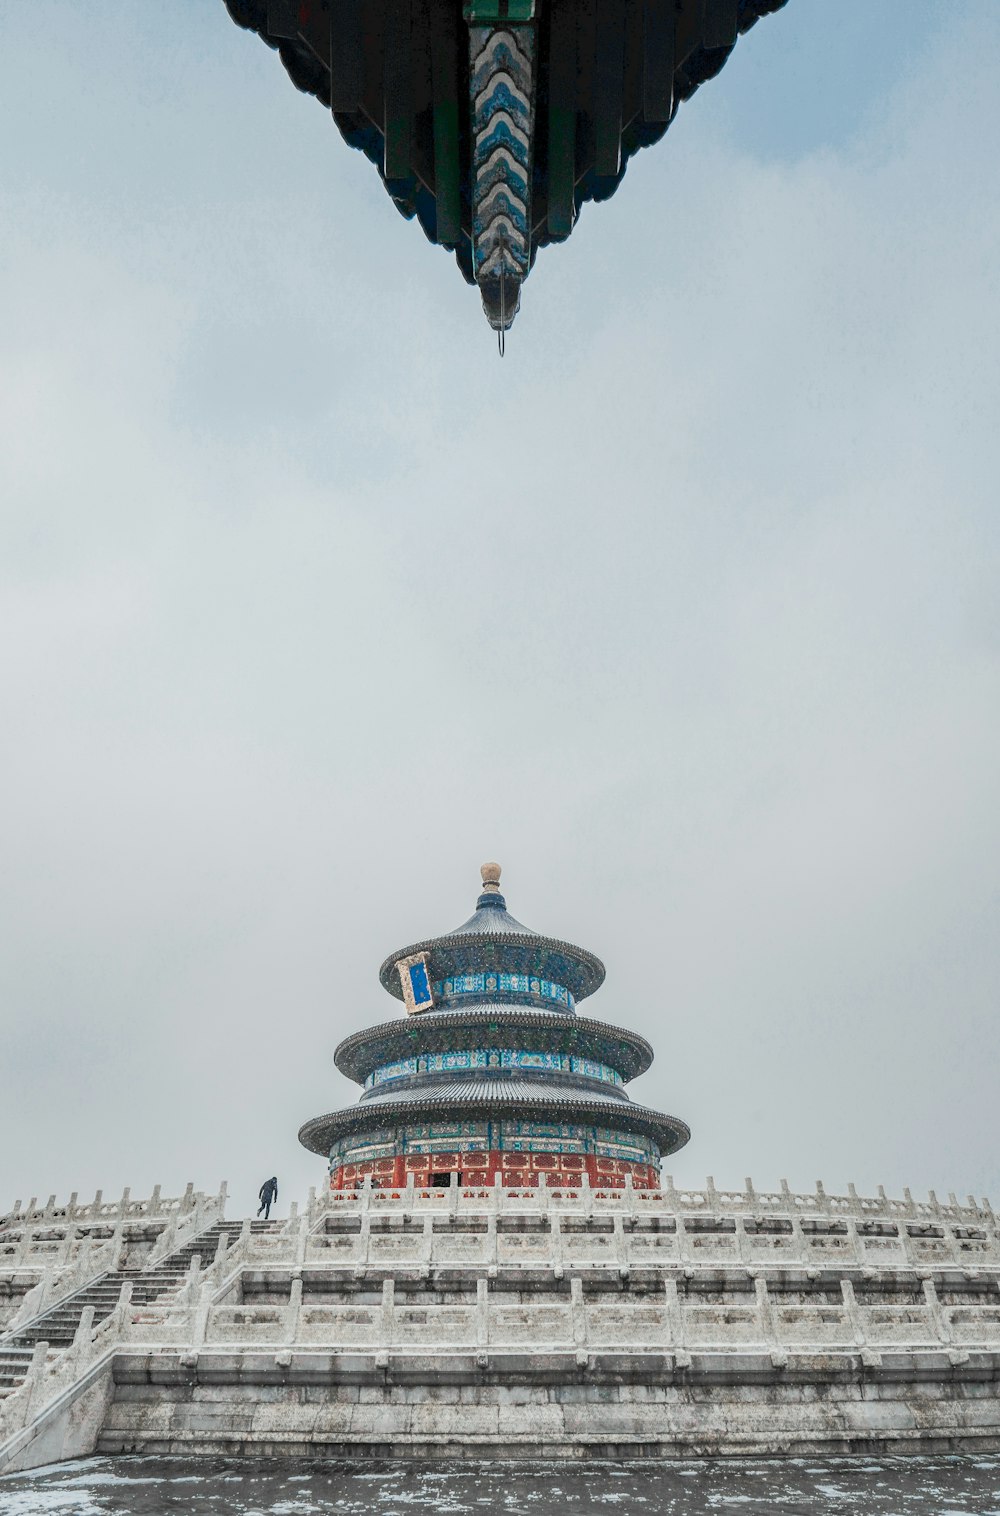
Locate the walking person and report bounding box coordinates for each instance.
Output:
[257,1175,278,1220]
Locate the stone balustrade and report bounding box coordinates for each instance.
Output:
[0,1181,226,1233]
[25,1272,1000,1361]
[0,1185,228,1342]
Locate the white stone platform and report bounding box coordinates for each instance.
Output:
[4,1176,1000,1471]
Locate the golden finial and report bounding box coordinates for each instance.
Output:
[480,861,502,893]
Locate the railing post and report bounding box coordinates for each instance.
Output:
[923,1277,951,1345]
[755,1276,779,1356]
[571,1276,587,1362]
[22,1340,50,1418]
[549,1210,562,1277]
[841,1278,865,1349]
[676,1213,691,1268]
[613,1212,628,1277]
[72,1305,96,1368]
[663,1276,684,1354]
[192,1280,211,1349]
[380,1277,394,1349]
[476,1276,489,1355]
[286,1276,303,1343]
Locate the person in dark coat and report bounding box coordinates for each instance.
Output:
[257,1176,278,1219]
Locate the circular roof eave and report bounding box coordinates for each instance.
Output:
[378,932,606,1004]
[334,1010,654,1083]
[298,1096,689,1160]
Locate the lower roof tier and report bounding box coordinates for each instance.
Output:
[298,1091,690,1161]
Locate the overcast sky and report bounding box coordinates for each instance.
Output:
[1,2,998,1220]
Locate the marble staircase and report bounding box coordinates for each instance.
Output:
[0,1220,277,1398]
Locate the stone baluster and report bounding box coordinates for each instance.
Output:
[115,1280,134,1339]
[780,1181,807,1264]
[624,1172,637,1217]
[550,1210,562,1278]
[380,1278,395,1349]
[108,1222,126,1272]
[840,1278,866,1349]
[423,1212,434,1272]
[734,1215,747,1266]
[185,1253,202,1303]
[845,1217,861,1268]
[21,1340,50,1419]
[675,1213,691,1268]
[182,1182,194,1212]
[71,1305,96,1369]
[191,1279,212,1349]
[613,1212,628,1277]
[755,1276,783,1362]
[286,1276,303,1343]
[476,1276,489,1357]
[449,1170,459,1217]
[922,1277,951,1346]
[663,1276,685,1357]
[582,1168,593,1220]
[570,1276,588,1363]
[15,1227,34,1268]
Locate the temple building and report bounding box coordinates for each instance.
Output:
[224,0,788,333]
[298,863,689,1189]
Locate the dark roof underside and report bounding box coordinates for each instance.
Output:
[299,1091,691,1156]
[224,0,788,286]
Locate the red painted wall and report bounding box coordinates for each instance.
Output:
[330,1149,660,1191]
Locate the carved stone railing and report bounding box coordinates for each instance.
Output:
[0,1181,227,1233]
[0,1185,229,1343]
[308,1175,995,1229]
[21,1275,998,1367]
